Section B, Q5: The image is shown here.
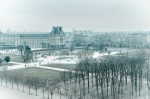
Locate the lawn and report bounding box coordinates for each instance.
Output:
[43,63,76,70]
[5,67,61,81]
[0,62,16,66]
[0,53,25,63]
[56,57,74,60]
[10,55,33,63]
[10,55,25,63]
[126,49,150,57]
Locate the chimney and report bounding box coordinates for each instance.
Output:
[51,26,63,34]
[51,26,55,33]
[59,26,63,33]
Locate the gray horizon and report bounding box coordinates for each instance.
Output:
[0,0,150,32]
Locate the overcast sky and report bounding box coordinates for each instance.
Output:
[0,0,150,32]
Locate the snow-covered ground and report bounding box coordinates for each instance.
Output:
[37,51,122,65]
[0,76,149,99]
[0,50,122,71]
[37,55,78,64]
[0,49,150,99]
[0,86,42,99]
[93,51,120,58]
[0,49,20,55]
[0,61,71,72]
[0,82,65,99]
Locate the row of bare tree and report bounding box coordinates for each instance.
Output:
[60,56,148,99]
[0,55,150,99]
[0,70,65,99]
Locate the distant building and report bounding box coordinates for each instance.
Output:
[92,33,147,48]
[0,28,148,49]
[49,26,66,48]
[73,30,93,47]
[66,33,74,48]
[0,34,20,46]
[0,26,67,48]
[19,34,49,47]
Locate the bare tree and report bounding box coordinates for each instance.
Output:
[0,58,3,66]
[25,76,33,94]
[32,76,40,96]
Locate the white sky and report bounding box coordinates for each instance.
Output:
[0,0,150,32]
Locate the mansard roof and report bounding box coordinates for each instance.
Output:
[50,26,65,35]
[19,34,49,37]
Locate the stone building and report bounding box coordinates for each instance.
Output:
[49,26,66,48]
[0,34,20,46]
[19,34,49,47]
[73,30,93,47]
[0,26,67,48]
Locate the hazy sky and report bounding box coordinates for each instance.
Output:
[0,0,150,32]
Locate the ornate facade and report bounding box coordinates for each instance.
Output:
[0,26,66,48]
[49,26,66,48]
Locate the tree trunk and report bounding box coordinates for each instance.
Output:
[148,88,150,99]
[51,94,53,99]
[23,85,24,92]
[17,84,19,90]
[92,71,94,87]
[95,74,98,94]
[12,82,13,89]
[106,77,109,97]
[87,71,89,93]
[6,80,7,87]
[1,77,2,86]
[36,89,37,96]
[60,92,61,99]
[29,87,31,94]
[82,75,85,96]
[43,90,45,98]
[48,92,49,99]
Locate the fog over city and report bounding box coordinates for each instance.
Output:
[0,0,150,32]
[1,0,150,99]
